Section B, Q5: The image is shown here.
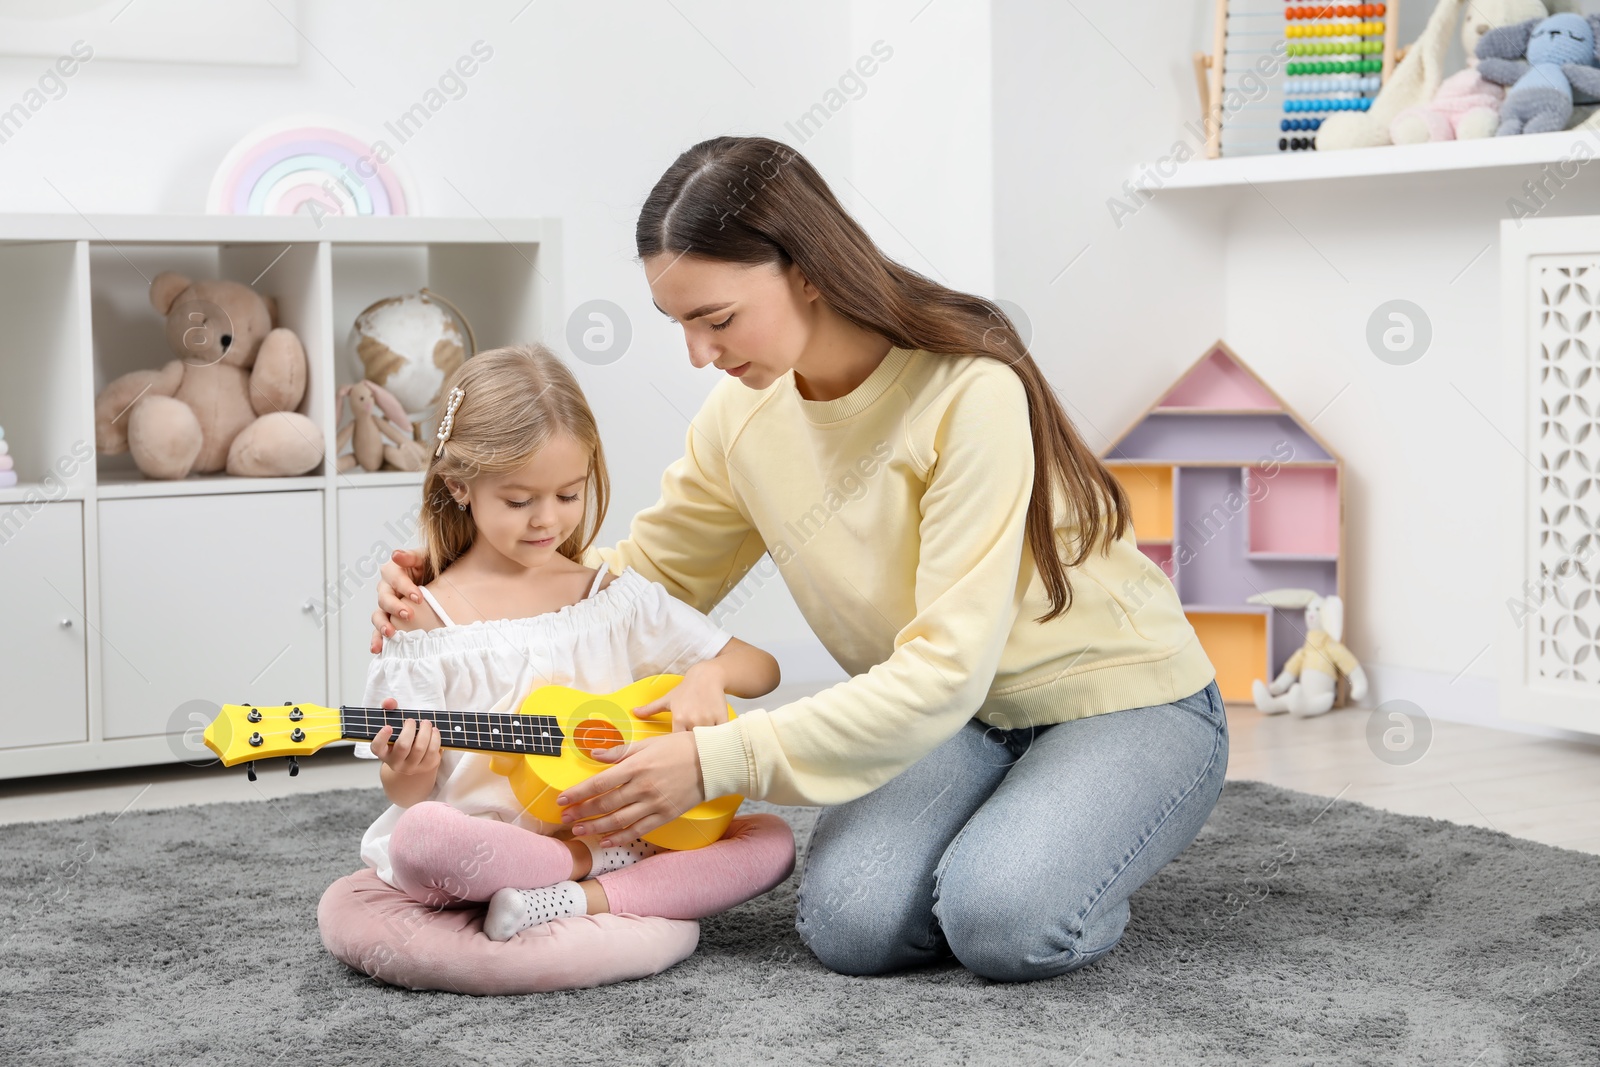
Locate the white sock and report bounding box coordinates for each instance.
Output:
[582,835,666,875]
[484,881,587,941]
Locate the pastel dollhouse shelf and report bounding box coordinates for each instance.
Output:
[1100,341,1346,703]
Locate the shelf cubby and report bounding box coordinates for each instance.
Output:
[1245,464,1338,556]
[0,240,92,497]
[1108,412,1332,466]
[330,239,551,443]
[88,240,329,487]
[1185,607,1272,705]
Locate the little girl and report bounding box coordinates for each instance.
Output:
[352,343,795,946]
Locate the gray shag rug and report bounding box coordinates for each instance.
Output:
[1,779,1596,1066]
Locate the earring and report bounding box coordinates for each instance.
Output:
[457,500,467,511]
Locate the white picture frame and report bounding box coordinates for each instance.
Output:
[0,0,299,66]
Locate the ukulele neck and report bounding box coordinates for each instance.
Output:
[339,705,565,757]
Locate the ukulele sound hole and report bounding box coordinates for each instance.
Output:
[573,719,625,753]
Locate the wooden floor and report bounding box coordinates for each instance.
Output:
[1224,702,1600,856]
[2,695,1597,856]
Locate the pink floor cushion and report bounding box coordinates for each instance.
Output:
[317,868,701,995]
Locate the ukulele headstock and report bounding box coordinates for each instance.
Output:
[204,702,341,767]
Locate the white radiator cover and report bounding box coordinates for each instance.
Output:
[1500,219,1600,736]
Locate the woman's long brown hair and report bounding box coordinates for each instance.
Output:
[635,136,1129,622]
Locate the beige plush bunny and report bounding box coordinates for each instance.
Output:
[1248,589,1368,717]
[336,380,429,473]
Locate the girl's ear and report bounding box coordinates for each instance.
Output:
[441,476,468,506]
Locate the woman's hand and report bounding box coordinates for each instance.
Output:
[557,731,707,847]
[632,661,731,732]
[370,549,429,653]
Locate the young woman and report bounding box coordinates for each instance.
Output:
[373,135,1227,983]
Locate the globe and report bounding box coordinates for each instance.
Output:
[347,289,474,424]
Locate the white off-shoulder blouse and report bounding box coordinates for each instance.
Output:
[352,565,732,885]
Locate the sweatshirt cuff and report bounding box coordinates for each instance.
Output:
[693,718,753,799]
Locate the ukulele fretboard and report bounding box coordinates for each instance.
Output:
[340,705,566,757]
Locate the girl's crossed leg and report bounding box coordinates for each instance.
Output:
[387,801,796,937]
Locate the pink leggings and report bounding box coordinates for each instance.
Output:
[387,801,796,919]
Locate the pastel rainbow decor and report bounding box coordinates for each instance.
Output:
[207,117,415,217]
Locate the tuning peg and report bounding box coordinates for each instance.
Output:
[246,761,257,782]
[287,756,300,777]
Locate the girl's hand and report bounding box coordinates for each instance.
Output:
[632,662,731,733]
[370,697,441,808]
[370,706,441,778]
[370,549,429,653]
[558,731,707,847]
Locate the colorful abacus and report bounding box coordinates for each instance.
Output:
[1281,3,1396,151]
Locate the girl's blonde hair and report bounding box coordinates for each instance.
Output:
[418,343,610,586]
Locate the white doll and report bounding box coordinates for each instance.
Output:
[1248,589,1368,717]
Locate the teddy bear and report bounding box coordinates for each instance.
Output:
[1317,0,1577,150]
[1247,589,1368,718]
[1478,12,1600,135]
[335,379,430,473]
[94,272,324,480]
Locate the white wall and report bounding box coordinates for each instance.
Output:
[990,4,1228,481]
[0,0,995,689]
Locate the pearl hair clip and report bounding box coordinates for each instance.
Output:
[434,387,466,457]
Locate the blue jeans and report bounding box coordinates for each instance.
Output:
[794,678,1228,982]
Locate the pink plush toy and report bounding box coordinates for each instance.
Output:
[93,272,324,480]
[1389,67,1506,142]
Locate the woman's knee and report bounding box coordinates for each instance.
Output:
[938,891,1129,983]
[795,872,938,976]
[795,904,907,976]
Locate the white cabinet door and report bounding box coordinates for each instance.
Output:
[99,492,327,740]
[335,486,422,706]
[0,502,87,747]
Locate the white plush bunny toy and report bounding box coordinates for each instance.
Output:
[1248,588,1368,717]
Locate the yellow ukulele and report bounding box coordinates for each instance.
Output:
[202,674,742,851]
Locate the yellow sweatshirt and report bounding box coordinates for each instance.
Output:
[584,345,1214,807]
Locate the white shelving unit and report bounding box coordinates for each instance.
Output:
[0,214,562,778]
[1153,125,1600,189]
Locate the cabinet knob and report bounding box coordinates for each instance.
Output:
[301,598,317,613]
[59,618,73,628]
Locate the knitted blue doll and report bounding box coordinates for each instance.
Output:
[1477,13,1600,135]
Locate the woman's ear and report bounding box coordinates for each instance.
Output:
[787,261,821,303]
